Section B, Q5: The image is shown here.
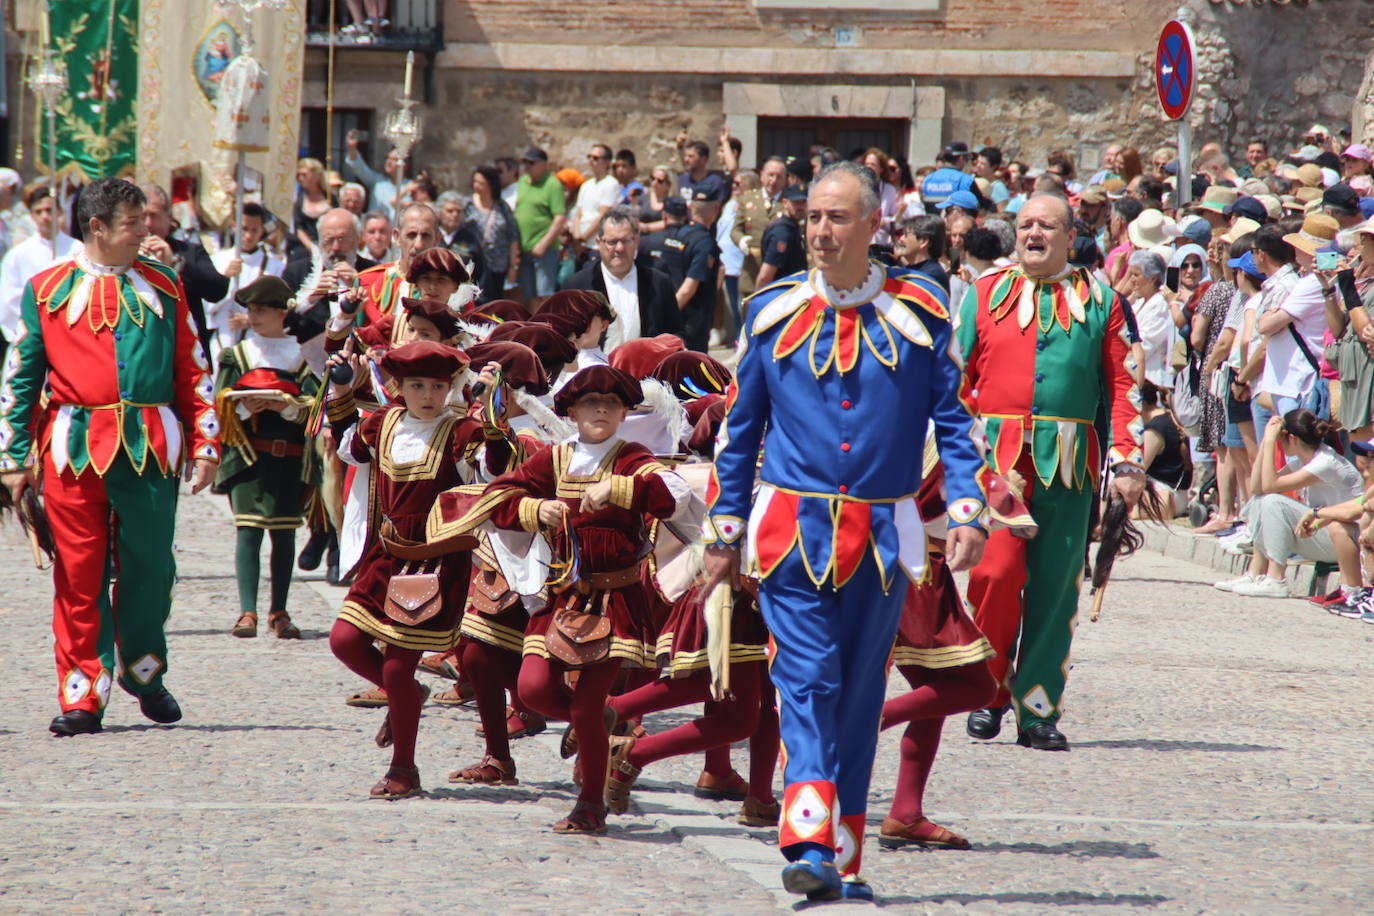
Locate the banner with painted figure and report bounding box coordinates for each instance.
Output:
[138,0,304,229]
[41,0,139,180]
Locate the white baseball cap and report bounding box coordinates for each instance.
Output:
[0,168,21,189]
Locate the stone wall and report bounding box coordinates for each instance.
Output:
[303,0,1374,184]
[1184,0,1374,160]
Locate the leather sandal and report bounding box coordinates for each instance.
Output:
[449,754,518,785]
[431,680,476,707]
[560,705,618,759]
[604,736,640,814]
[738,795,781,827]
[418,652,457,679]
[266,610,300,640]
[231,612,258,638]
[694,769,748,801]
[878,815,971,850]
[375,713,392,748]
[478,706,548,739]
[346,686,389,708]
[369,766,422,800]
[552,801,608,835]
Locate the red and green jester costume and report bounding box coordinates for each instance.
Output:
[0,255,220,718]
[956,264,1141,733]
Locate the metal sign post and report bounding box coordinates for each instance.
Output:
[1156,19,1197,207]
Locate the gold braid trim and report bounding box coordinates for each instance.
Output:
[518,497,545,532]
[608,474,636,510]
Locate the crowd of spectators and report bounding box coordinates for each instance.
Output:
[11,116,1374,618]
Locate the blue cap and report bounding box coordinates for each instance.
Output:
[1180,219,1212,246]
[1226,250,1264,280]
[937,189,980,211]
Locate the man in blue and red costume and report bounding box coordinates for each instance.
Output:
[703,162,988,902]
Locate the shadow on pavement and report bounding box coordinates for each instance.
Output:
[1072,738,1281,752]
[425,784,568,805]
[964,840,1160,859]
[877,890,1170,908]
[102,723,343,733]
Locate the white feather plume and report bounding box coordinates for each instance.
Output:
[513,389,577,442]
[447,283,483,315]
[293,243,326,306]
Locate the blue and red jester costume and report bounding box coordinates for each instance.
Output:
[705,261,988,901]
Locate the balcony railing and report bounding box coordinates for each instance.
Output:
[305,0,442,52]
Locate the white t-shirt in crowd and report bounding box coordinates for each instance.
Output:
[717,197,743,277]
[1260,272,1326,399]
[1134,291,1175,388]
[1293,445,1363,508]
[571,174,620,239]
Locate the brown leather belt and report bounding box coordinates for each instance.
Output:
[582,565,641,590]
[250,437,304,458]
[380,519,476,559]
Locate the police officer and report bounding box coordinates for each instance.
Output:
[754,185,808,289]
[641,193,719,351]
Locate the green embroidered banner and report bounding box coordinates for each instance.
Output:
[40,0,139,180]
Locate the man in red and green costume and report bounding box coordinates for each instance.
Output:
[956,194,1144,751]
[355,203,439,334]
[0,178,220,737]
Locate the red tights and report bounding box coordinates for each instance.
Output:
[460,638,523,762]
[881,660,997,823]
[608,662,778,801]
[517,655,622,805]
[330,620,423,772]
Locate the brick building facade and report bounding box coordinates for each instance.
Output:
[300,0,1357,187]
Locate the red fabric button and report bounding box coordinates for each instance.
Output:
[838,485,848,494]
[841,442,851,452]
[841,400,852,409]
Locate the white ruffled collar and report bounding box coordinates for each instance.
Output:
[815,262,885,309]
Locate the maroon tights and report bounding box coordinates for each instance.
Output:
[608,661,778,801]
[460,638,523,762]
[517,655,622,805]
[881,660,997,823]
[330,620,424,772]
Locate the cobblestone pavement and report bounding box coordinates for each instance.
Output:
[0,490,1371,914]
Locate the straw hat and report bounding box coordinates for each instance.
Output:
[1281,212,1339,255]
[1219,217,1261,244]
[1127,209,1179,249]
[1196,185,1238,213]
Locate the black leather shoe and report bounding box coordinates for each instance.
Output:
[297,530,328,572]
[138,687,183,724]
[49,710,102,736]
[966,706,1006,740]
[1016,720,1069,751]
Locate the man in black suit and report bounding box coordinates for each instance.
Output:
[139,184,227,360]
[561,204,680,352]
[282,207,377,348]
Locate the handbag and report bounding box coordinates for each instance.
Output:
[544,607,611,667]
[470,565,521,616]
[1287,324,1327,414]
[384,560,442,626]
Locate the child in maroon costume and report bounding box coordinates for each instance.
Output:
[876,458,1024,848]
[437,340,557,785]
[327,341,504,799]
[453,365,689,834]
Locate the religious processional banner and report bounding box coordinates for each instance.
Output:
[40,0,139,180]
[137,0,305,228]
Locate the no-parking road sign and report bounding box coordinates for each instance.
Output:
[1156,20,1196,121]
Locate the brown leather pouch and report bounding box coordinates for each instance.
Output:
[545,608,611,667]
[384,561,442,626]
[470,566,521,617]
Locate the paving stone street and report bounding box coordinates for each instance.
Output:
[0,490,1371,915]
